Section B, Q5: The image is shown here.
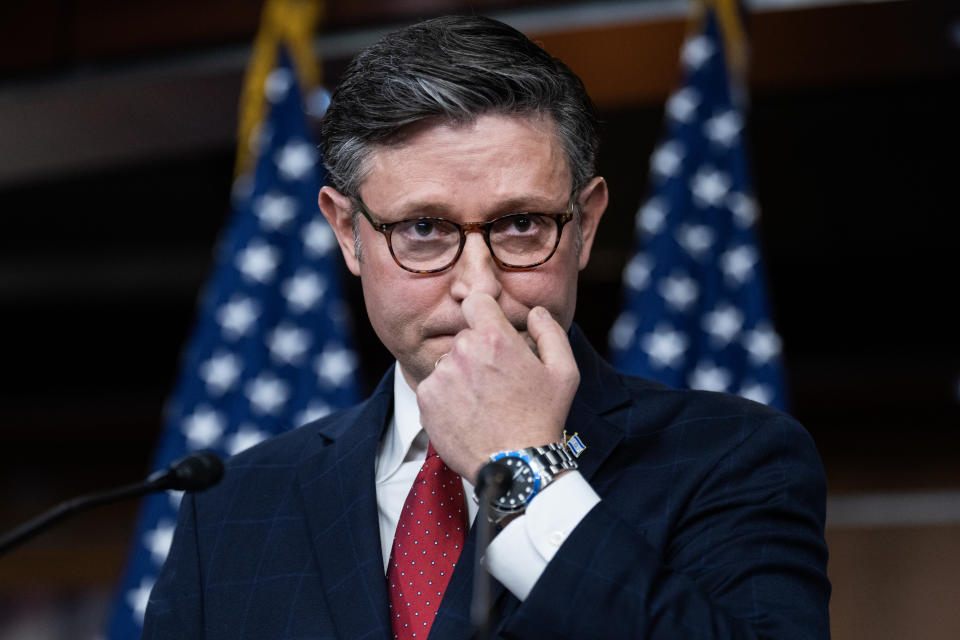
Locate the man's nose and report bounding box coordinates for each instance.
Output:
[449,230,502,302]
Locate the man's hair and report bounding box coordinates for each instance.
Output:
[319,15,601,200]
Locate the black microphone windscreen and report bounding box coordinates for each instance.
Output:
[168,452,225,491]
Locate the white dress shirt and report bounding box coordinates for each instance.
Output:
[374,364,601,601]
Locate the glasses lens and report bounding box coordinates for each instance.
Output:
[489,214,559,267]
[390,218,461,271]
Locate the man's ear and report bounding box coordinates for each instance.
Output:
[318,186,361,276]
[575,176,608,271]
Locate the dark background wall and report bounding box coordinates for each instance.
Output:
[0,0,958,637]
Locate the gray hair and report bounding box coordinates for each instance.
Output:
[319,15,601,202]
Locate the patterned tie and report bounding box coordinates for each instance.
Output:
[387,442,467,639]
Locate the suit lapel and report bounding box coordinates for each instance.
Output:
[565,325,630,482]
[296,369,395,640]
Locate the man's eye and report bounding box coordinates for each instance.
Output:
[395,219,451,240]
[413,220,435,237]
[500,214,547,235]
[511,215,532,233]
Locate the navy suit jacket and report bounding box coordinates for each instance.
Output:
[143,326,830,639]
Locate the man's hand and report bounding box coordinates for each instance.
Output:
[416,293,580,483]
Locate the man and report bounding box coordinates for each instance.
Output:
[144,15,829,639]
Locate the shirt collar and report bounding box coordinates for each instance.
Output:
[376,363,427,481]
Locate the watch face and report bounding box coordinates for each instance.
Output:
[494,456,537,511]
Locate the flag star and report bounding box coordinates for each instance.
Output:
[659,272,699,312]
[303,218,337,257]
[275,141,316,181]
[666,87,700,124]
[295,400,334,427]
[637,198,668,235]
[283,270,327,313]
[650,141,685,179]
[743,325,782,365]
[739,381,774,405]
[226,424,269,455]
[641,325,688,369]
[681,34,715,70]
[727,192,759,228]
[143,520,176,565]
[704,109,743,148]
[675,224,715,260]
[268,323,312,365]
[181,406,226,449]
[126,576,155,624]
[688,361,732,392]
[199,351,242,395]
[623,253,653,291]
[253,192,298,230]
[702,304,744,346]
[315,345,358,387]
[264,67,293,103]
[690,166,732,208]
[245,374,291,415]
[236,241,280,283]
[720,245,758,285]
[608,312,639,351]
[216,296,259,340]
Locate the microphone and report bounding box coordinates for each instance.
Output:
[474,459,513,502]
[471,460,514,640]
[0,452,224,557]
[148,451,225,491]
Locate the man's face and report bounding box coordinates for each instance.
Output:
[320,114,606,388]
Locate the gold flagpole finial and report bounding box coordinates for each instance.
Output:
[235,0,325,178]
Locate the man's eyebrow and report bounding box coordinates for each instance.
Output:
[391,201,450,218]
[493,196,567,213]
[391,196,566,219]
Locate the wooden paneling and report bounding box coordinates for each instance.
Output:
[532,0,959,108]
[536,17,687,108]
[827,525,960,640]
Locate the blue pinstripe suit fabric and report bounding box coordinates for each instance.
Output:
[143,325,830,639]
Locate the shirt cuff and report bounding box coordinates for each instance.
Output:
[482,471,600,601]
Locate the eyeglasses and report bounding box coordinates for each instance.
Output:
[355,198,574,274]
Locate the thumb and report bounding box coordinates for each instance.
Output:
[526,307,575,371]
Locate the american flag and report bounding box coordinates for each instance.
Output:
[104,48,363,637]
[608,8,787,410]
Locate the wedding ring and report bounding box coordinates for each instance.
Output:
[434,353,449,369]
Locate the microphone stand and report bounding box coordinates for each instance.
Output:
[471,462,512,640]
[0,452,224,558]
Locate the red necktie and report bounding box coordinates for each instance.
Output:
[387,442,467,639]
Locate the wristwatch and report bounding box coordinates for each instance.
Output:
[478,435,586,525]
